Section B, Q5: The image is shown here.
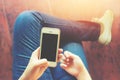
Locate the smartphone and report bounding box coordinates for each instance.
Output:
[40,27,60,67]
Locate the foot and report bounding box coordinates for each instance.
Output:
[92,10,114,45]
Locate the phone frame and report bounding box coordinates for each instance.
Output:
[40,27,60,67]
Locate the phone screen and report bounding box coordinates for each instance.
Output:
[41,33,58,61]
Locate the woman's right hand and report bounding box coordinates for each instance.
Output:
[19,47,49,80]
[19,47,63,80]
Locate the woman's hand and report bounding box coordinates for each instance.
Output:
[19,47,63,80]
[19,47,48,80]
[58,51,92,80]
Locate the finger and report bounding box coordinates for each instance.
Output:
[64,51,75,58]
[36,58,48,67]
[64,57,73,63]
[64,51,76,59]
[58,54,66,62]
[57,48,63,62]
[57,54,62,62]
[37,61,48,71]
[64,51,78,64]
[58,48,63,54]
[65,52,84,66]
[60,63,67,69]
[32,47,40,58]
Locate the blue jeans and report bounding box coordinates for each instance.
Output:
[12,11,100,80]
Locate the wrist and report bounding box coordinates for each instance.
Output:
[76,67,92,80]
[19,72,37,80]
[19,67,37,80]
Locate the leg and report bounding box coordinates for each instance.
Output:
[51,42,88,80]
[12,11,53,80]
[34,10,113,44]
[30,11,101,42]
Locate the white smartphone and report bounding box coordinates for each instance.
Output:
[40,27,60,67]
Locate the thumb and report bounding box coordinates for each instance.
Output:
[36,59,48,67]
[60,63,67,69]
[32,47,40,58]
[64,51,76,59]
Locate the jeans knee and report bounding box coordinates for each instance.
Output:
[63,42,83,52]
[15,10,43,25]
[15,11,35,24]
[14,10,43,34]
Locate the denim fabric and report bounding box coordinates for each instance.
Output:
[13,10,99,80]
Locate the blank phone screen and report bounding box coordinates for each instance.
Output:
[41,33,58,61]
